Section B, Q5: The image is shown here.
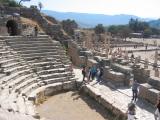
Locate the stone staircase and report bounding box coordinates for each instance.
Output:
[0,35,75,120]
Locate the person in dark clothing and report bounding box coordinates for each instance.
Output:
[132,80,139,102]
[82,67,86,82]
[34,25,38,36]
[90,65,97,81]
[88,67,91,82]
[97,67,103,82]
[155,99,160,120]
[127,102,136,120]
[131,53,134,59]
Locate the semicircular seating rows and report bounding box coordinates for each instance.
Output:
[0,35,75,120]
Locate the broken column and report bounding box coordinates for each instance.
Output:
[155,68,159,77]
[153,49,158,69]
[104,32,111,59]
[144,58,149,69]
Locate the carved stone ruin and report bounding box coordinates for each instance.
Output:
[155,68,159,77]
[144,58,149,69]
[153,49,158,69]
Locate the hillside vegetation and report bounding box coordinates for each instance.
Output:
[149,19,160,29]
[0,0,21,7]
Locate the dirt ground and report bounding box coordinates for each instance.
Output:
[36,91,110,120]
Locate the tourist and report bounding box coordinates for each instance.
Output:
[82,66,86,82]
[155,99,160,120]
[132,80,139,102]
[97,67,103,82]
[34,25,38,36]
[127,102,136,120]
[90,65,97,81]
[131,53,134,59]
[145,44,148,50]
[88,67,91,82]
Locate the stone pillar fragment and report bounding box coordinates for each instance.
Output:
[144,58,149,69]
[154,49,158,69]
[155,68,159,77]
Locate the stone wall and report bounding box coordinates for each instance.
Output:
[132,65,150,83]
[139,76,160,105]
[68,41,85,66]
[29,81,76,105]
[110,63,133,86]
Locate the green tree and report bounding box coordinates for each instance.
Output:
[0,0,21,7]
[119,26,132,40]
[129,18,149,32]
[143,28,152,38]
[108,25,118,35]
[61,19,78,36]
[94,24,105,34]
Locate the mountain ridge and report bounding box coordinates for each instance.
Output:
[42,10,154,28]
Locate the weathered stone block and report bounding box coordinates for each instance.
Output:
[139,83,152,99]
[62,81,76,90]
[111,63,132,75]
[148,77,160,90]
[147,88,160,104]
[44,83,63,96]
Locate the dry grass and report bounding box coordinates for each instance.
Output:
[20,17,43,31]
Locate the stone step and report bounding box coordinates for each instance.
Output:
[0,35,49,40]
[0,74,6,80]
[10,46,58,51]
[42,76,74,84]
[31,61,61,67]
[8,73,35,89]
[2,69,31,83]
[34,63,65,71]
[27,57,59,64]
[40,72,71,80]
[6,39,59,45]
[0,54,18,60]
[7,42,58,48]
[37,68,66,75]
[20,52,58,58]
[24,55,60,61]
[4,65,29,74]
[21,83,39,97]
[0,108,37,120]
[0,58,20,66]
[14,78,38,93]
[0,51,11,56]
[17,49,58,54]
[2,62,24,70]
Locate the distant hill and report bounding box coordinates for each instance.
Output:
[148,19,160,29]
[42,10,153,28]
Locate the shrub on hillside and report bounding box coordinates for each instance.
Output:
[0,0,21,7]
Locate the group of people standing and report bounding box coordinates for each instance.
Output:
[82,65,103,84]
[81,66,160,120]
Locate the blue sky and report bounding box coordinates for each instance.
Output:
[18,0,160,18]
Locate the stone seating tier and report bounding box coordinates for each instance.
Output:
[0,35,74,120]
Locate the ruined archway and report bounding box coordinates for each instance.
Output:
[6,20,18,36]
